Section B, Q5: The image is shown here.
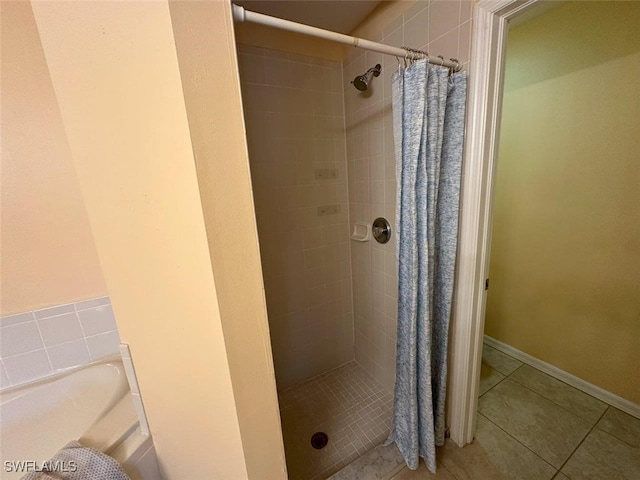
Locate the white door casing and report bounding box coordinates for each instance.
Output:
[446,0,542,447]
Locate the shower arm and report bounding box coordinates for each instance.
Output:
[364,65,381,78]
[231,3,461,72]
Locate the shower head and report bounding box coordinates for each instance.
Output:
[351,64,381,91]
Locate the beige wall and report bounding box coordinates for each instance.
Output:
[168,2,286,477]
[238,44,353,390]
[31,1,285,478]
[0,2,107,315]
[485,1,640,404]
[344,0,473,391]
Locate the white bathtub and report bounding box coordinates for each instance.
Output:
[0,356,160,480]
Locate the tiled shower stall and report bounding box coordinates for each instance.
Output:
[237,1,472,478]
[239,47,353,390]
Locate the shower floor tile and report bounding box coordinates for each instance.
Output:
[278,361,393,480]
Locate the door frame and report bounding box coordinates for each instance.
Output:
[447,0,543,446]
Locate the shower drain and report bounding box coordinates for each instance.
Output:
[310,432,329,449]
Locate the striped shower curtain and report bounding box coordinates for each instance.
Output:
[385,59,467,472]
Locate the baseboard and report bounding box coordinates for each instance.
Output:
[483,335,640,420]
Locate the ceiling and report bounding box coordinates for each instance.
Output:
[234,0,381,34]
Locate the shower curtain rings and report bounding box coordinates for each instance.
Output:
[401,46,418,66]
[448,58,461,76]
[401,47,449,68]
[404,46,431,65]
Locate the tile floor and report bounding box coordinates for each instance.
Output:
[387,344,640,479]
[290,344,640,480]
[278,361,393,480]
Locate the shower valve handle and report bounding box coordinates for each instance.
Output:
[372,217,391,244]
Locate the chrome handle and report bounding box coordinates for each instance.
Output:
[372,217,391,244]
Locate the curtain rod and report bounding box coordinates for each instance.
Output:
[231,4,461,72]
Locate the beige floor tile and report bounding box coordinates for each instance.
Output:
[438,415,556,480]
[509,365,607,423]
[482,344,522,375]
[479,379,591,468]
[479,363,505,396]
[561,428,640,480]
[328,444,405,480]
[554,473,570,480]
[391,461,457,479]
[596,407,640,447]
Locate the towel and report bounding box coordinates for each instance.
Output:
[20,441,130,480]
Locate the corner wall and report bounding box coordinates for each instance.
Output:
[30,1,285,477]
[485,1,640,404]
[169,2,287,477]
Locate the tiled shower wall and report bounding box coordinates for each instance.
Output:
[0,297,120,388]
[238,45,353,390]
[344,0,473,391]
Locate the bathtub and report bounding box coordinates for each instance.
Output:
[0,356,160,480]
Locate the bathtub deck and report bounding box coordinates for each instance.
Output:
[278,361,393,480]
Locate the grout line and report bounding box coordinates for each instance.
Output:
[478,360,508,398]
[482,346,630,476]
[483,337,640,419]
[554,406,609,476]
[0,343,49,360]
[75,308,94,362]
[0,359,13,386]
[33,321,54,372]
[483,342,608,423]
[593,414,640,449]
[504,363,523,378]
[478,412,558,473]
[435,461,460,480]
[506,370,606,424]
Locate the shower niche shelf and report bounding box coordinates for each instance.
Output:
[351,222,371,242]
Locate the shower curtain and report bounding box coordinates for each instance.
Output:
[385,59,467,472]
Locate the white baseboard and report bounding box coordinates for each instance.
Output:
[483,335,640,420]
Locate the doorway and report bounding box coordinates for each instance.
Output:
[448,0,640,450]
[483,0,639,408]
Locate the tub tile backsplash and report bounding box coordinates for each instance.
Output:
[0,311,35,328]
[0,361,11,389]
[0,321,43,357]
[47,338,91,370]
[85,331,120,360]
[33,303,76,319]
[2,349,51,386]
[38,312,84,346]
[78,305,118,336]
[0,297,120,388]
